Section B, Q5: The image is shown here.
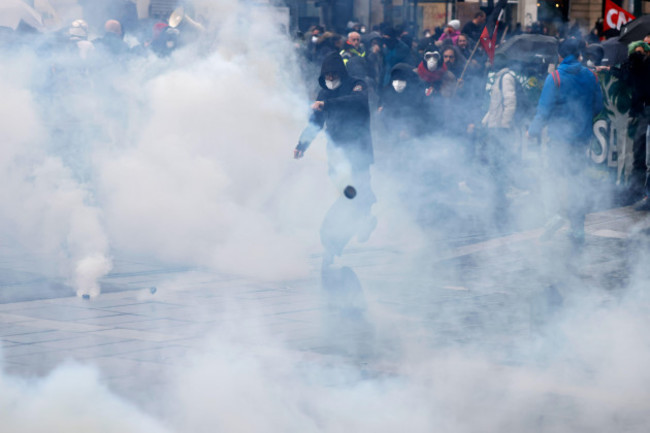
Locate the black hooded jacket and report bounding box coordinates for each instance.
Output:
[380,63,430,138]
[298,53,374,169]
[628,51,650,117]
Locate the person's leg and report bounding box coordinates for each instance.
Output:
[565,146,589,243]
[484,129,511,227]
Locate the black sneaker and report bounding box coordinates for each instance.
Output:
[633,196,650,211]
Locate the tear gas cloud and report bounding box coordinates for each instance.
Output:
[2,1,650,432]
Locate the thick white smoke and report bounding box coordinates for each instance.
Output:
[0,53,112,297]
[90,3,335,280]
[0,362,170,433]
[1,2,650,433]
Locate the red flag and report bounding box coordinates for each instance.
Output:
[604,0,635,31]
[480,20,500,63]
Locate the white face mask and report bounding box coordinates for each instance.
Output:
[426,57,438,71]
[311,35,318,43]
[325,78,341,90]
[586,59,595,68]
[392,79,407,93]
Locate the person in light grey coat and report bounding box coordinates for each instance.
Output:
[482,66,517,129]
[480,58,519,227]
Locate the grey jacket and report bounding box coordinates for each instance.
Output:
[482,68,517,129]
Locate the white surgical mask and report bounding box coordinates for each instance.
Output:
[325,78,341,90]
[426,57,438,71]
[586,59,595,68]
[392,79,407,93]
[311,35,318,43]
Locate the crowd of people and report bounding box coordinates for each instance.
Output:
[293,14,650,252]
[1,9,649,255]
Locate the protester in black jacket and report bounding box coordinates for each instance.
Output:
[379,63,429,140]
[295,52,373,170]
[294,52,376,265]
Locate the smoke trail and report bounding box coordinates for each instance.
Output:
[0,53,112,297]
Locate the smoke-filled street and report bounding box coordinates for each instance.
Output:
[2,204,650,431]
[2,1,650,432]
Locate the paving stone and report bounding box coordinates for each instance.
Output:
[1,342,57,358]
[70,339,164,359]
[3,330,81,344]
[115,318,195,332]
[104,301,186,316]
[80,355,169,380]
[74,313,151,327]
[115,345,192,365]
[4,351,78,376]
[0,323,55,337]
[37,334,131,350]
[10,304,120,321]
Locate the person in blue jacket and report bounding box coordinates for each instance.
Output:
[528,38,604,245]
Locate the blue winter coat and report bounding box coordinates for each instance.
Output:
[528,55,603,145]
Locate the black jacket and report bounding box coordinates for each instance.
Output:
[380,63,430,138]
[298,53,374,170]
[461,21,483,43]
[628,52,650,117]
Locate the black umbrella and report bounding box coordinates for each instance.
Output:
[495,34,559,62]
[619,15,650,44]
[601,36,629,66]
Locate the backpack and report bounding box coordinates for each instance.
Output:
[498,70,536,122]
[551,68,599,87]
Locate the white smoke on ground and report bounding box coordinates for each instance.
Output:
[0,53,112,297]
[0,362,171,433]
[3,277,650,433]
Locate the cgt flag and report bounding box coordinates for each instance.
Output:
[604,0,635,32]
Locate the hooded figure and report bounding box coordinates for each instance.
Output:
[380,63,429,138]
[294,53,376,265]
[296,52,374,169]
[528,40,603,145]
[381,27,411,87]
